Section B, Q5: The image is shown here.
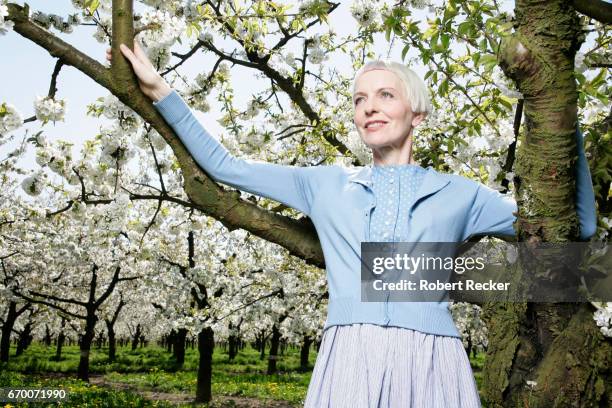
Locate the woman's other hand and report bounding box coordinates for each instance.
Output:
[105,41,172,102]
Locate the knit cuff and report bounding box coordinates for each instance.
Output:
[153,90,190,125]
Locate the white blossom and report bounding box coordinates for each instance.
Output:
[306,35,328,64]
[410,0,428,9]
[593,303,612,338]
[0,3,14,36]
[21,171,47,196]
[34,96,66,123]
[93,20,111,43]
[598,217,611,240]
[282,51,298,69]
[139,10,185,49]
[198,31,213,43]
[350,0,380,27]
[29,11,78,33]
[574,52,587,73]
[0,102,22,136]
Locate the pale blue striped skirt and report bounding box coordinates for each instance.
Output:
[304,323,481,407]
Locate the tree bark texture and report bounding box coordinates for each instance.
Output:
[482,1,611,407]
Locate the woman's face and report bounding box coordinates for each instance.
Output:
[353,69,423,152]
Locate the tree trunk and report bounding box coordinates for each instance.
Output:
[0,301,18,362]
[267,325,281,375]
[55,328,65,361]
[259,333,266,361]
[77,313,97,382]
[96,333,104,349]
[106,320,117,361]
[174,328,187,368]
[131,323,141,351]
[482,1,612,406]
[166,330,175,353]
[300,335,313,372]
[15,320,33,357]
[228,334,239,361]
[43,324,52,346]
[195,327,214,403]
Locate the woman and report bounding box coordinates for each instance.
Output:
[108,42,597,407]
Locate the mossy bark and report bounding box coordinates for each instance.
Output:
[482,1,611,407]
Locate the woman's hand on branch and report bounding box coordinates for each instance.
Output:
[106,41,172,102]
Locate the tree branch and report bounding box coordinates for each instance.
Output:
[573,0,612,24]
[28,290,87,307]
[14,291,85,320]
[95,266,122,308]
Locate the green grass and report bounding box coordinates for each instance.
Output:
[1,343,486,406]
[0,370,174,407]
[1,343,313,406]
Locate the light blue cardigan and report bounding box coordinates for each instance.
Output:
[155,90,597,338]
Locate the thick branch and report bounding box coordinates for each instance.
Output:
[28,290,87,307]
[573,0,612,24]
[95,266,122,308]
[109,296,125,326]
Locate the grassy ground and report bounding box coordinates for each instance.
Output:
[0,343,485,407]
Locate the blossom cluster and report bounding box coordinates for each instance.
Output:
[0,102,22,138]
[138,9,185,67]
[21,171,47,196]
[34,96,66,124]
[31,11,81,33]
[185,84,211,113]
[93,17,111,43]
[99,125,136,168]
[306,34,328,65]
[0,1,13,35]
[182,0,201,22]
[409,0,429,9]
[140,10,185,47]
[598,217,611,241]
[35,139,75,182]
[350,0,381,28]
[593,302,612,337]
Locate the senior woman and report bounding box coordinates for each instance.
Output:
[109,42,596,407]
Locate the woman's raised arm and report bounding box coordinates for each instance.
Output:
[463,126,597,241]
[153,90,318,215]
[111,42,319,216]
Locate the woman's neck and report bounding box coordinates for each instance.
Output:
[371,139,415,166]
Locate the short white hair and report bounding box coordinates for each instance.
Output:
[351,60,432,117]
